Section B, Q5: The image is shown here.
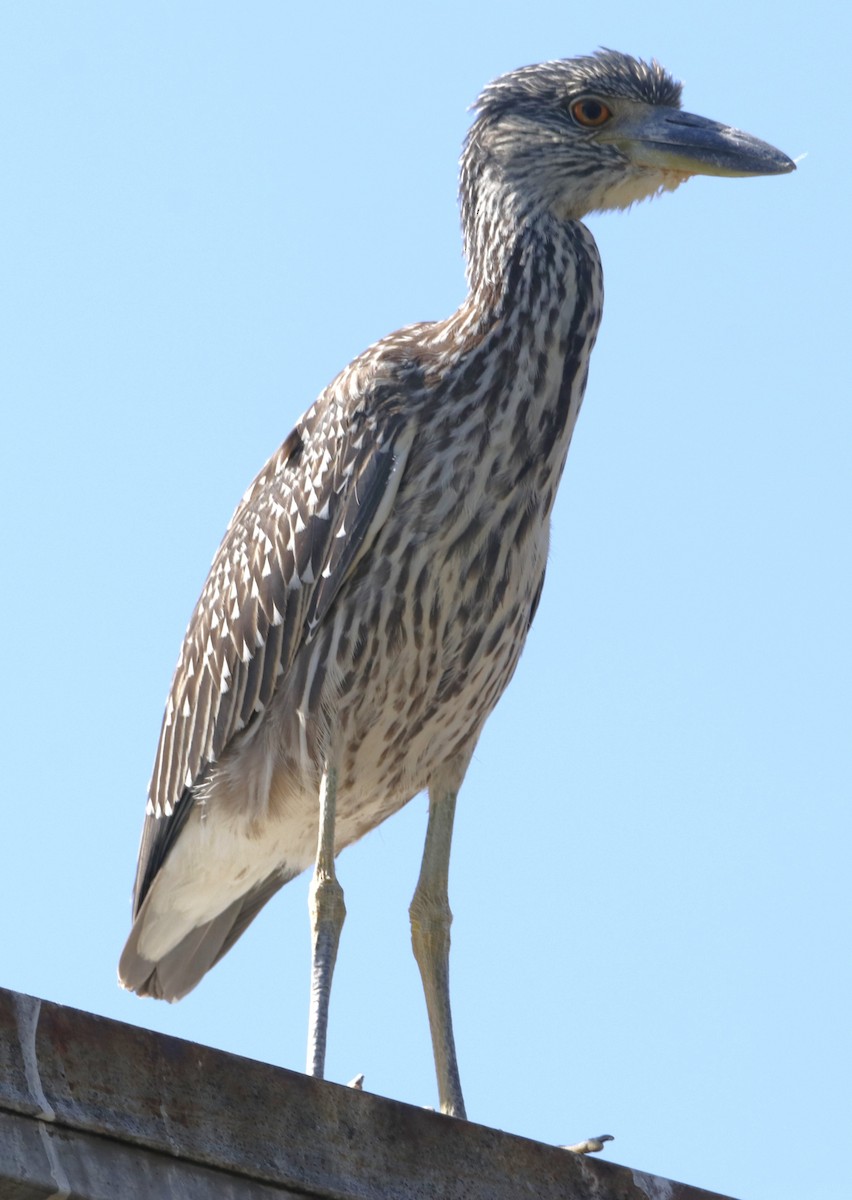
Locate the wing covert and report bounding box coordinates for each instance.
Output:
[133,397,412,911]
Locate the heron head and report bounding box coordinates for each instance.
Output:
[462,50,795,224]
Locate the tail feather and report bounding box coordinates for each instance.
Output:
[118,870,291,1001]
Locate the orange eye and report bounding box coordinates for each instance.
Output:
[570,97,613,127]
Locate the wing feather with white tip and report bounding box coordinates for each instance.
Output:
[132,397,413,911]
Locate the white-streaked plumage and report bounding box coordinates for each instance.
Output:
[120,50,793,1117]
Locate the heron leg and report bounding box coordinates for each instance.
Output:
[306,764,346,1078]
[409,785,466,1119]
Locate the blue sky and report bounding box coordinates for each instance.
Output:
[1,4,849,1198]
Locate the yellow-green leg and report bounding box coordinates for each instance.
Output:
[306,765,346,1078]
[409,786,466,1118]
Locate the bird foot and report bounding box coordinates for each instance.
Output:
[562,1134,614,1155]
[347,1073,365,1090]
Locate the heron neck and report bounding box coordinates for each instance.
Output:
[455,189,601,358]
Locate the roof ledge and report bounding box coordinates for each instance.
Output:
[0,986,737,1200]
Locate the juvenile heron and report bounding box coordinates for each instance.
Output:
[120,50,793,1118]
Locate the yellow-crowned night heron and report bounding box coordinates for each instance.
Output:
[120,50,793,1118]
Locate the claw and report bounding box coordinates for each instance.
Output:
[563,1134,614,1155]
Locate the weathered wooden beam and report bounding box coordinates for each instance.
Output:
[0,987,737,1200]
